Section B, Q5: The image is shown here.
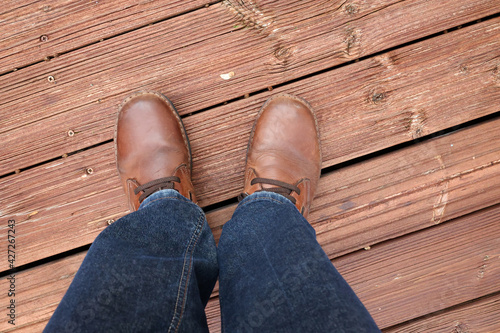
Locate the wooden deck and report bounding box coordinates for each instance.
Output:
[1,0,500,331]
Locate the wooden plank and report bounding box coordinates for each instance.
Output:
[1,0,498,176]
[0,143,128,270]
[3,203,499,332]
[0,252,86,332]
[205,298,222,333]
[208,204,500,330]
[383,293,500,333]
[0,0,214,75]
[178,17,500,207]
[333,205,500,328]
[212,116,500,259]
[1,110,499,271]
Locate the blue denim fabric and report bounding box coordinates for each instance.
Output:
[45,190,380,332]
[218,192,380,332]
[44,190,218,333]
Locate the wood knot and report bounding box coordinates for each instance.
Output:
[453,322,470,333]
[345,4,358,15]
[273,45,295,65]
[477,263,487,278]
[369,87,387,105]
[492,65,500,85]
[343,28,362,58]
[223,0,274,34]
[458,64,468,75]
[374,54,395,69]
[372,92,385,103]
[405,109,427,139]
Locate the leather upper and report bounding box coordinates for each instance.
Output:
[243,93,322,218]
[115,91,196,211]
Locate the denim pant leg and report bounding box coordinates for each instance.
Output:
[45,189,218,333]
[217,192,380,333]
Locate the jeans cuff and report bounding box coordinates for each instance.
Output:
[139,189,196,211]
[238,191,296,209]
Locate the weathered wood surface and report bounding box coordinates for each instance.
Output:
[207,204,500,331]
[2,204,499,332]
[0,143,128,271]
[384,293,500,333]
[1,114,499,270]
[1,0,499,176]
[331,205,500,329]
[211,116,500,259]
[0,0,213,75]
[0,252,85,332]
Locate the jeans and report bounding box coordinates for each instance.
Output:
[45,190,380,333]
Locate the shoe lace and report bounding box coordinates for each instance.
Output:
[134,176,181,202]
[239,177,300,204]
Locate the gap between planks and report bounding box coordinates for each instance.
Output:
[0,16,499,210]
[0,114,499,270]
[1,203,499,332]
[1,0,499,177]
[383,292,500,332]
[0,0,219,75]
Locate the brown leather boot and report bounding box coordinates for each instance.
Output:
[241,93,322,218]
[115,91,196,211]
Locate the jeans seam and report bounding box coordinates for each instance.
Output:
[167,210,205,333]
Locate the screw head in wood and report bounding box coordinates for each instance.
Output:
[67,130,75,137]
[47,76,55,83]
[40,35,48,42]
[86,167,94,175]
[106,219,115,225]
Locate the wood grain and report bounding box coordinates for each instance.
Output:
[1,0,498,177]
[383,293,500,333]
[330,205,500,329]
[2,1,499,332]
[0,252,86,332]
[213,117,500,259]
[207,205,500,331]
[2,204,499,332]
[1,113,499,270]
[180,17,500,207]
[0,0,214,74]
